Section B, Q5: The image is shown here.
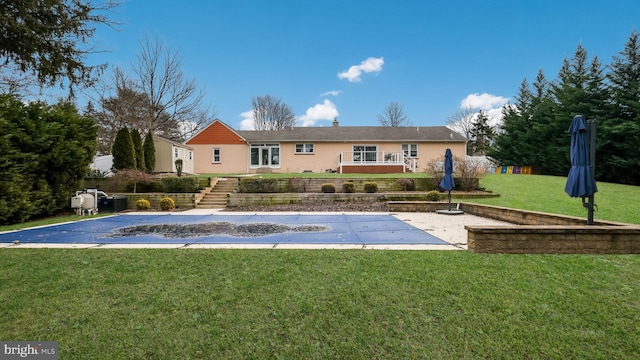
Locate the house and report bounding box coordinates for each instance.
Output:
[89,154,114,176]
[153,136,195,174]
[185,119,467,174]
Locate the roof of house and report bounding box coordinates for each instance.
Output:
[154,135,194,150]
[236,126,467,143]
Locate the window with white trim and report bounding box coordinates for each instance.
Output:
[212,148,221,163]
[189,151,193,160]
[174,147,179,157]
[402,143,418,157]
[250,144,280,168]
[295,143,314,154]
[353,145,377,162]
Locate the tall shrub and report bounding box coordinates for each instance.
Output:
[143,132,156,173]
[0,95,97,224]
[112,127,136,171]
[131,128,145,171]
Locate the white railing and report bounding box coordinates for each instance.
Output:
[338,151,417,173]
[339,150,403,164]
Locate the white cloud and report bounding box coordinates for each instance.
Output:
[298,100,339,127]
[461,93,510,110]
[337,57,384,82]
[320,90,342,97]
[239,110,254,130]
[485,107,505,128]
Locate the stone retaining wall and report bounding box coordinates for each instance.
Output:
[116,193,196,210]
[229,192,497,207]
[388,201,640,254]
[466,225,640,254]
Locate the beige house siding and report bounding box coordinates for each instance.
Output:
[191,144,248,174]
[185,121,468,174]
[153,137,194,174]
[189,142,467,174]
[245,142,467,174]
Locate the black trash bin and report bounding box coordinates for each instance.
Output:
[98,196,128,213]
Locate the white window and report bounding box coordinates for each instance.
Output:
[212,148,221,163]
[353,145,377,162]
[174,147,179,157]
[189,151,193,160]
[295,143,314,154]
[250,144,280,168]
[402,144,418,157]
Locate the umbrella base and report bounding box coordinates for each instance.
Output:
[436,209,464,215]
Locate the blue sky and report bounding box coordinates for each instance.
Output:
[89,0,640,130]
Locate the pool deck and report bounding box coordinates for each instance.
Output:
[0,209,511,250]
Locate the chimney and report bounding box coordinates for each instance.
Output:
[333,118,339,127]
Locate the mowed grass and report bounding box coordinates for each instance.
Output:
[467,174,640,224]
[1,250,639,359]
[2,174,640,358]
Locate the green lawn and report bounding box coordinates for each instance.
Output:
[2,174,640,358]
[1,250,638,359]
[468,174,640,224]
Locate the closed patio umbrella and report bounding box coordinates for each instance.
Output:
[564,115,597,224]
[437,148,462,214]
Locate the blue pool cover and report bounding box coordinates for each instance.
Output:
[0,214,448,245]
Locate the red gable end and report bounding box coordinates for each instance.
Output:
[186,120,246,145]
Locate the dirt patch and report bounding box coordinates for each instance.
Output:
[109,222,328,238]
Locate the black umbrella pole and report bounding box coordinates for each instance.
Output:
[588,119,597,225]
[587,195,594,225]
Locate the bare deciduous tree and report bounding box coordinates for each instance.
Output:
[377,101,411,127]
[446,105,478,154]
[87,67,149,154]
[88,33,215,149]
[131,33,214,141]
[251,95,296,130]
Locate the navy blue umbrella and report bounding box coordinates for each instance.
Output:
[565,115,597,223]
[439,148,455,211]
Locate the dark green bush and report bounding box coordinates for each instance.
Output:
[364,182,378,193]
[239,178,279,193]
[321,183,336,193]
[426,190,442,201]
[342,181,355,193]
[160,177,200,192]
[0,95,97,224]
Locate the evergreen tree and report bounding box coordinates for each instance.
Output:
[469,110,495,155]
[130,128,145,171]
[490,79,533,166]
[601,30,640,185]
[0,0,117,90]
[143,131,156,173]
[112,127,136,171]
[0,95,97,224]
[490,70,554,173]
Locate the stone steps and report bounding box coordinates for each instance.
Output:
[196,178,239,209]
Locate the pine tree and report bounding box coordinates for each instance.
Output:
[600,30,640,185]
[112,127,136,171]
[523,44,607,176]
[130,128,145,171]
[490,70,554,173]
[469,110,495,155]
[143,131,156,173]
